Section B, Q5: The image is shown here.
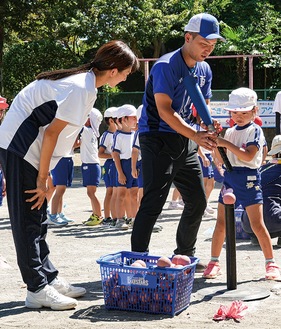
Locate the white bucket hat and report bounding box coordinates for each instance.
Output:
[90,108,103,137]
[224,88,257,112]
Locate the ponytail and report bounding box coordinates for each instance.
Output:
[36,40,139,81]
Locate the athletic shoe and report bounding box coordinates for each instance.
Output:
[59,213,74,223]
[205,204,215,214]
[110,219,117,227]
[152,224,163,233]
[202,261,222,278]
[115,218,129,230]
[25,285,77,310]
[277,237,281,247]
[126,217,134,228]
[47,214,68,227]
[168,201,184,210]
[102,217,113,226]
[265,262,281,280]
[50,277,86,298]
[83,214,103,226]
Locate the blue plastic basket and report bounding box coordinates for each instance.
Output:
[96,251,199,316]
[235,208,251,240]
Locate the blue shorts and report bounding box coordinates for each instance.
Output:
[116,159,138,188]
[136,160,143,188]
[103,159,115,188]
[199,153,214,179]
[81,163,101,187]
[218,167,263,208]
[111,162,118,187]
[51,157,74,187]
[213,165,224,183]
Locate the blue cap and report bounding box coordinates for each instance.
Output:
[184,13,225,42]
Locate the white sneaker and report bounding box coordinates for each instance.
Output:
[205,204,215,214]
[203,210,213,218]
[152,224,163,232]
[25,285,77,310]
[115,218,129,230]
[168,201,184,210]
[50,277,86,298]
[47,214,68,227]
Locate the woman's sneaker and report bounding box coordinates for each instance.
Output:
[25,285,77,310]
[50,277,86,298]
[265,262,281,280]
[203,261,222,278]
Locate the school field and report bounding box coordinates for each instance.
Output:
[1,153,281,329]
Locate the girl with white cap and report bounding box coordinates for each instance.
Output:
[204,87,280,280]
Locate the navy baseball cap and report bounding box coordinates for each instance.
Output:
[184,13,226,42]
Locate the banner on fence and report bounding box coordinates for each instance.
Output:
[210,101,275,128]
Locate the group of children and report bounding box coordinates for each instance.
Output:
[46,103,146,231]
[44,104,140,230]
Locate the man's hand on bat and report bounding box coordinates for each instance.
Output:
[193,130,217,151]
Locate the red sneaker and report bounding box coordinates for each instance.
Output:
[203,261,222,279]
[265,262,281,280]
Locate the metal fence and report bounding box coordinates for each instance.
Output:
[95,89,281,112]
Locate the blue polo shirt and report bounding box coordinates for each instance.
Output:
[139,48,213,134]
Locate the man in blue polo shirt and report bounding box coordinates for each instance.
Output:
[131,13,225,272]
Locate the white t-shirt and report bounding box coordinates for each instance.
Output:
[0,71,97,170]
[224,122,265,169]
[99,130,114,155]
[80,126,100,164]
[132,130,142,161]
[112,130,134,160]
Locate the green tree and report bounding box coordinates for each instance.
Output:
[214,1,281,88]
[3,40,80,99]
[85,0,192,58]
[1,0,281,97]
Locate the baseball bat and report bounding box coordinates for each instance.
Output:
[183,74,233,172]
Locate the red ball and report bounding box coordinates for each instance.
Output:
[223,193,236,205]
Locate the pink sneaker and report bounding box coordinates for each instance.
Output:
[203,261,222,279]
[265,262,281,280]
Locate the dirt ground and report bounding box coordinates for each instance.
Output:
[1,155,281,328]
